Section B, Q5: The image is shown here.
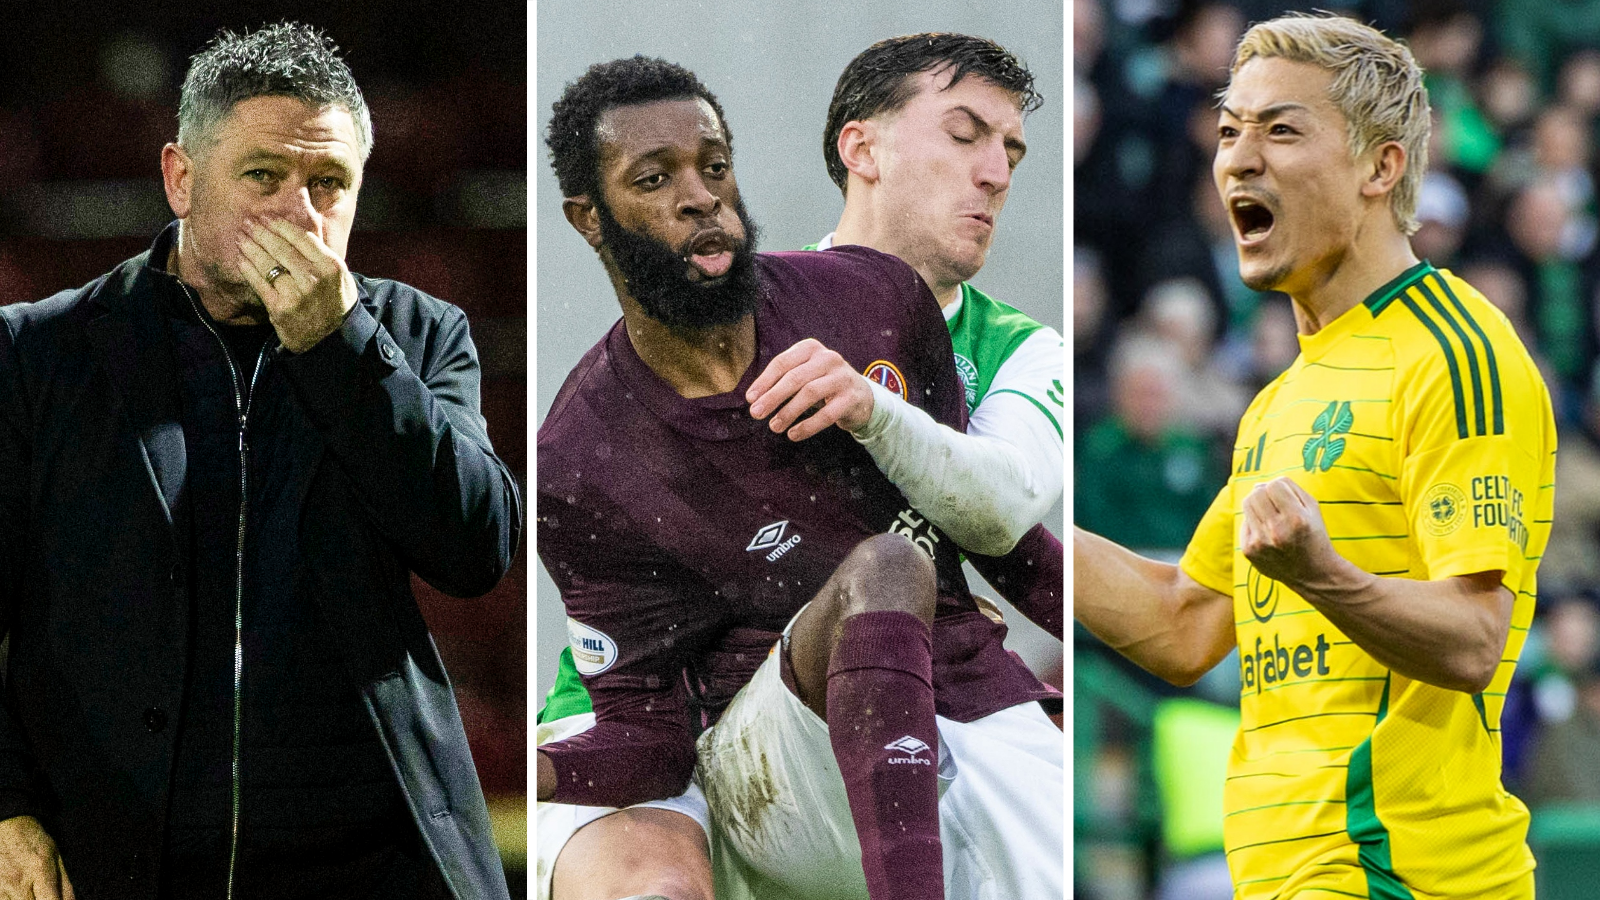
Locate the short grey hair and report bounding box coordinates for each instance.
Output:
[178,22,373,161]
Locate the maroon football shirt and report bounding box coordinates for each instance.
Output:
[537,246,1056,807]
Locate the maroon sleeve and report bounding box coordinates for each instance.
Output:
[538,676,697,808]
[813,246,968,432]
[535,389,725,806]
[535,477,707,806]
[965,524,1064,641]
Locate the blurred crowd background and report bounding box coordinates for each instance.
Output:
[0,3,528,890]
[1075,0,1600,897]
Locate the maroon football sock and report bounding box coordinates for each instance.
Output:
[825,610,942,900]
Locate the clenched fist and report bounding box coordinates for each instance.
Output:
[1240,476,1341,590]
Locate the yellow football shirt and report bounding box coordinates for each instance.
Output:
[1179,262,1554,899]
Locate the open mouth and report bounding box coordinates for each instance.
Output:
[1230,196,1275,243]
[683,229,734,280]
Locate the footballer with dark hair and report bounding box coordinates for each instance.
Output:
[534,55,1061,900]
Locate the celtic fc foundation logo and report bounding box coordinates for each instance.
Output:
[1303,400,1353,472]
[1423,482,1467,536]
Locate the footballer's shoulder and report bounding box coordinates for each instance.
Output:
[757,246,935,323]
[539,327,621,448]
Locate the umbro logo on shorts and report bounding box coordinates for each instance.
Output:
[885,735,933,765]
[747,520,802,561]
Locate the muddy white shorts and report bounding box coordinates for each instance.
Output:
[532,711,712,900]
[697,640,1065,900]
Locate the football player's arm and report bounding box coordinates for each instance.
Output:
[532,595,698,807]
[533,487,699,807]
[1074,526,1237,686]
[965,524,1064,641]
[535,672,695,806]
[1252,341,1549,695]
[748,329,1063,556]
[1241,476,1511,693]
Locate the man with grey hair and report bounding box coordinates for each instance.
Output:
[0,22,518,899]
[1077,13,1553,899]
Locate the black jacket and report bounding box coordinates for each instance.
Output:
[0,226,521,899]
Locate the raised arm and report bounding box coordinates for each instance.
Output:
[1240,476,1512,693]
[279,285,520,597]
[747,328,1063,556]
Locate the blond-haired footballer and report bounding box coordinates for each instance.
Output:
[1075,14,1554,899]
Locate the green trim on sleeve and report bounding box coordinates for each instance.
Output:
[988,387,1062,439]
[537,647,594,724]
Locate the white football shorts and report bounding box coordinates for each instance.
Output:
[697,636,1065,900]
[532,711,712,900]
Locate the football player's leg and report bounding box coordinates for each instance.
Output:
[550,808,712,900]
[787,532,942,900]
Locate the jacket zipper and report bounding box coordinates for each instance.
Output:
[179,283,269,900]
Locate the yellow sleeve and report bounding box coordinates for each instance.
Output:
[1397,347,1547,586]
[1179,482,1235,597]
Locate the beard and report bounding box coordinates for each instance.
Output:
[597,198,762,330]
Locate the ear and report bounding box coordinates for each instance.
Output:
[837,120,882,184]
[161,143,193,220]
[563,196,603,249]
[1360,141,1407,201]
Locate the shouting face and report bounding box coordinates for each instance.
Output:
[1213,57,1374,296]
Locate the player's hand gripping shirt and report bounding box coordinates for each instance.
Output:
[1179,263,1554,899]
[811,235,1066,552]
[536,247,1058,809]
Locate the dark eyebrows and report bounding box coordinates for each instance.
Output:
[947,105,1028,159]
[617,136,730,175]
[1218,102,1311,123]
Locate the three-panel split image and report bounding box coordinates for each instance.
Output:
[0,1,1588,898]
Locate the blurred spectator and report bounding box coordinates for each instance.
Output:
[1523,596,1600,806]
[1500,179,1598,405]
[1457,258,1545,378]
[1077,332,1221,550]
[1227,292,1299,395]
[1076,245,1115,431]
[1497,0,1600,94]
[1149,2,1247,215]
[1479,57,1540,137]
[1141,278,1249,437]
[1142,169,1261,335]
[1410,0,1500,175]
[1413,171,1473,266]
[1560,49,1600,114]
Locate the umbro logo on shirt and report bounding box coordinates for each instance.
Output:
[885,735,933,765]
[747,520,802,561]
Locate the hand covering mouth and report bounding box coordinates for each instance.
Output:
[1230,195,1276,241]
[684,229,734,280]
